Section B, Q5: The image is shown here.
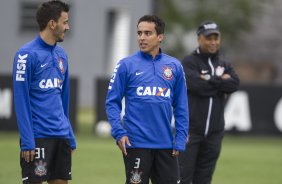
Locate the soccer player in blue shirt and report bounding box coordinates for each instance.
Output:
[106,15,189,184]
[13,1,76,183]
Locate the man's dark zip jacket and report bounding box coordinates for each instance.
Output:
[182,48,240,136]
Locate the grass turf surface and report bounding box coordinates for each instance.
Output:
[0,131,281,184]
[1,108,282,184]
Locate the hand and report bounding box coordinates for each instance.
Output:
[71,149,75,154]
[172,150,179,157]
[21,150,35,163]
[221,74,231,80]
[200,74,211,81]
[117,136,131,156]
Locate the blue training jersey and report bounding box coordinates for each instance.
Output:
[106,51,189,151]
[13,35,76,151]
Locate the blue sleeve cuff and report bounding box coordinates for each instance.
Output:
[70,138,76,149]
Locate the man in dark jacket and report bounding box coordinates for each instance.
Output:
[179,21,240,184]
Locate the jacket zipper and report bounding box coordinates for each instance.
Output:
[204,57,215,137]
[152,57,156,76]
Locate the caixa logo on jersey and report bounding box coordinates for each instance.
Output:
[136,86,171,98]
[39,78,62,89]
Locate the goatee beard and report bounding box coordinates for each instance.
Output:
[57,38,64,42]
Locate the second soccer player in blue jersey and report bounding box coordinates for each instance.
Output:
[106,15,189,184]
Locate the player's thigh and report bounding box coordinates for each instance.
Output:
[203,131,224,158]
[151,149,179,184]
[123,148,153,184]
[179,133,202,173]
[195,132,224,173]
[21,138,55,183]
[48,139,72,180]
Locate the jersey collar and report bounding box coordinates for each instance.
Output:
[139,49,163,61]
[36,35,57,50]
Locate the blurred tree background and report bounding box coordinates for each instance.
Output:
[153,0,267,59]
[152,0,282,84]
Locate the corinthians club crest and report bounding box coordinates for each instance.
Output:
[58,58,64,73]
[130,170,143,184]
[34,160,47,176]
[162,66,173,80]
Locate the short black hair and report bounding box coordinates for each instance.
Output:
[137,15,165,35]
[36,0,69,31]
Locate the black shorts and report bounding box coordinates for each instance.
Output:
[123,148,180,184]
[20,138,72,184]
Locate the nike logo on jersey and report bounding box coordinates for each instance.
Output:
[136,86,170,98]
[41,63,48,68]
[136,72,143,76]
[201,70,209,74]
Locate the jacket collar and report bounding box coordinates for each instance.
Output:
[194,47,219,61]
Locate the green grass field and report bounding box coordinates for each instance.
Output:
[1,109,282,183]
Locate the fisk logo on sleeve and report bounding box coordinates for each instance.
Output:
[15,54,28,81]
[108,64,120,90]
